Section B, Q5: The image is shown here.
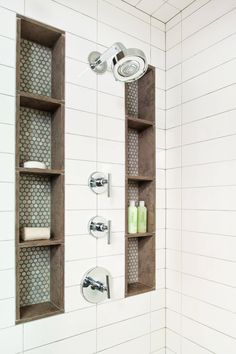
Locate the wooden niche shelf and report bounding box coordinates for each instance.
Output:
[15,16,65,323]
[125,66,156,297]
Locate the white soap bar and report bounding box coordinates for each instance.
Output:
[21,227,50,241]
[23,161,46,169]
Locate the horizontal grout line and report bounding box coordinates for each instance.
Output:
[166,327,216,354]
[166,6,236,52]
[167,184,236,190]
[167,227,236,239]
[166,268,236,290]
[168,307,236,341]
[166,107,236,131]
[166,156,236,170]
[66,131,125,144]
[166,80,236,111]
[167,207,236,212]
[166,27,236,72]
[167,247,236,264]
[167,288,236,316]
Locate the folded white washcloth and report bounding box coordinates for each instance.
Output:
[21,227,51,241]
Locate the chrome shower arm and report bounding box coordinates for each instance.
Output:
[90,42,125,69]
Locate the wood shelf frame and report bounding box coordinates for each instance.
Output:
[125,65,156,297]
[15,16,65,324]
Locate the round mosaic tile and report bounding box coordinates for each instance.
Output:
[128,128,139,175]
[19,246,50,306]
[20,38,52,97]
[128,238,139,283]
[126,81,138,117]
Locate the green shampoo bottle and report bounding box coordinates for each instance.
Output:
[137,200,147,233]
[128,200,137,234]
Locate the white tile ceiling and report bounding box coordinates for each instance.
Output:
[122,0,195,22]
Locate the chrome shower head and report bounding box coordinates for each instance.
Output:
[88,42,148,82]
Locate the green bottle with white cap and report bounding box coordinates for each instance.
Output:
[128,200,137,234]
[137,200,147,233]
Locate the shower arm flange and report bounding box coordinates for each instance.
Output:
[88,42,126,73]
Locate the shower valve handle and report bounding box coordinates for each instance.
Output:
[89,172,111,198]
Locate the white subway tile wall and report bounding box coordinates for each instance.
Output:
[166,0,236,353]
[0,0,165,353]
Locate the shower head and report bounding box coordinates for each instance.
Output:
[88,42,148,82]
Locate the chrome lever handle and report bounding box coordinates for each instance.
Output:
[107,220,111,245]
[107,173,111,198]
[106,275,111,299]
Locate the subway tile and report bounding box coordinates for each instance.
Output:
[24,307,96,350]
[66,33,97,63]
[99,209,125,232]
[98,116,124,142]
[166,44,181,70]
[0,183,14,211]
[166,289,181,314]
[166,168,181,189]
[66,58,96,90]
[98,0,150,43]
[0,36,15,67]
[98,92,124,120]
[151,25,165,50]
[65,108,96,138]
[183,209,236,236]
[151,289,165,311]
[0,240,14,270]
[0,94,15,125]
[166,309,181,334]
[182,160,236,188]
[183,58,236,103]
[0,298,14,329]
[151,309,165,332]
[182,337,214,354]
[167,188,181,209]
[166,269,181,292]
[183,32,236,81]
[97,293,150,327]
[182,8,236,61]
[25,330,96,354]
[151,46,165,70]
[0,212,14,241]
[0,7,16,39]
[65,284,94,312]
[98,69,124,98]
[0,325,23,354]
[65,185,96,210]
[166,22,181,50]
[97,313,150,351]
[0,269,14,299]
[156,89,165,110]
[98,334,150,354]
[66,84,97,113]
[55,0,97,18]
[0,154,14,182]
[65,159,96,186]
[166,106,181,129]
[182,273,236,313]
[166,64,181,90]
[182,0,236,41]
[156,68,165,91]
[65,134,96,161]
[166,126,181,149]
[65,235,96,261]
[151,328,165,352]
[166,328,181,354]
[0,124,14,154]
[182,315,236,354]
[98,139,125,164]
[25,0,97,41]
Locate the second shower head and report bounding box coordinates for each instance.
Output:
[88,42,148,83]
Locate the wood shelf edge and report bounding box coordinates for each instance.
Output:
[19,239,63,248]
[127,175,154,182]
[17,167,64,176]
[126,282,155,297]
[126,233,154,238]
[17,302,63,324]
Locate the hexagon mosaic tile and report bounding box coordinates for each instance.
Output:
[19,174,51,228]
[128,128,139,175]
[128,238,139,283]
[126,81,138,117]
[19,107,51,168]
[19,246,50,306]
[20,39,52,97]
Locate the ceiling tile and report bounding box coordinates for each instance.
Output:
[167,0,194,10]
[137,0,166,14]
[123,0,141,5]
[153,2,179,22]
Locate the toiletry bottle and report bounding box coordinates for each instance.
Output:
[128,200,137,234]
[137,201,147,233]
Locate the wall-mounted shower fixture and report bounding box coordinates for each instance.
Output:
[88,42,148,82]
[81,267,111,303]
[89,171,111,197]
[88,216,111,244]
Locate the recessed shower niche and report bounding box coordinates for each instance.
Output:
[125,66,156,297]
[15,16,65,323]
